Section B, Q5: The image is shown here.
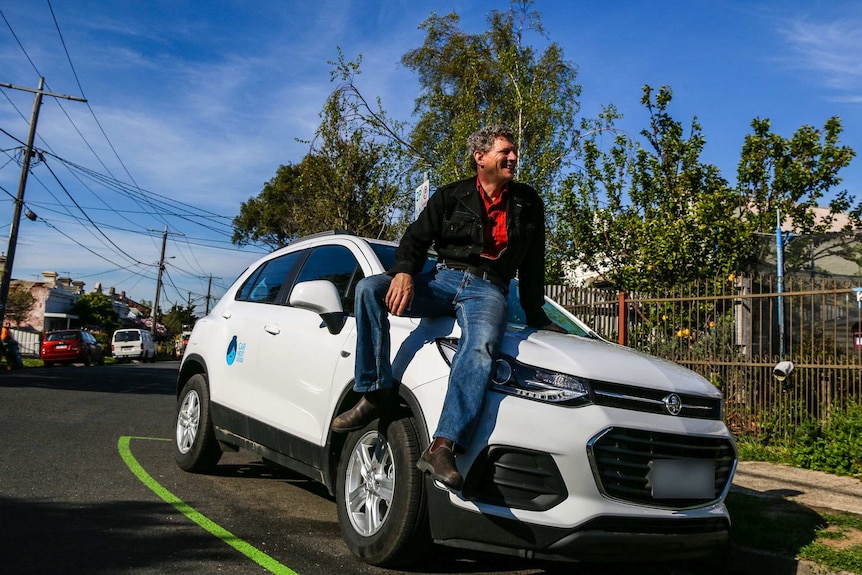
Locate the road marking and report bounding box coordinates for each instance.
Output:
[118,436,300,575]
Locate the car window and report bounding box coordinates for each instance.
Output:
[293,245,363,313]
[47,331,80,341]
[370,244,437,274]
[236,252,303,304]
[115,331,140,342]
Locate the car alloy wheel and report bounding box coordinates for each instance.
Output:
[344,430,395,536]
[174,373,221,472]
[336,416,429,566]
[176,389,201,456]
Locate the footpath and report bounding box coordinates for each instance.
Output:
[730,461,862,575]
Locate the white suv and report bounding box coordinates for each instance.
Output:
[174,231,737,566]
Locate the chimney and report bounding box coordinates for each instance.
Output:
[57,276,72,288]
[42,271,58,288]
[72,280,85,295]
[109,287,116,298]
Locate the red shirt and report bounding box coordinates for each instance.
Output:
[477,179,508,259]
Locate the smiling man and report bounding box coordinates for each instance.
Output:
[332,124,562,490]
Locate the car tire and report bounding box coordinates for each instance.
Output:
[174,373,222,473]
[336,415,430,566]
[83,353,92,367]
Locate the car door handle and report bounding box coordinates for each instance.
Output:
[264,324,280,335]
[222,311,232,319]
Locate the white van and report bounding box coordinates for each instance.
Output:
[111,329,156,362]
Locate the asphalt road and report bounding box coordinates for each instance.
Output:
[0,363,731,575]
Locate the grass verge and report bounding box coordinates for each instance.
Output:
[729,484,862,574]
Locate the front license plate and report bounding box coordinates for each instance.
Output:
[650,459,715,499]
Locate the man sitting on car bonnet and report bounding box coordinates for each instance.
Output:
[332,123,563,490]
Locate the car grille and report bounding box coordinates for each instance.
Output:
[587,427,736,509]
[463,446,567,511]
[591,380,722,420]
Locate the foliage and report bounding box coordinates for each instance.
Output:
[554,87,752,291]
[738,401,862,478]
[162,304,196,341]
[737,116,860,273]
[69,292,119,335]
[4,285,35,326]
[401,1,582,200]
[232,52,410,247]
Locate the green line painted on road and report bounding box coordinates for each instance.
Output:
[118,436,299,575]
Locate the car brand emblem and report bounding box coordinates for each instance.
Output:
[662,393,683,416]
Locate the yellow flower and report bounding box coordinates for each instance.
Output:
[662,314,668,321]
[709,321,716,328]
[728,273,736,282]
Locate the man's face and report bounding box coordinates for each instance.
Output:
[477,136,518,185]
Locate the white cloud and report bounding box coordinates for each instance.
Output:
[779,17,862,93]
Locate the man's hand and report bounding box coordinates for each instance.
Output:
[541,322,567,334]
[385,273,414,316]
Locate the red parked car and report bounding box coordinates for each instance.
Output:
[40,329,105,367]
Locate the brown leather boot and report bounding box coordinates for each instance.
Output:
[331,394,385,433]
[417,437,463,491]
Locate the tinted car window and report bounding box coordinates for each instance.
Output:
[370,244,437,275]
[115,331,140,342]
[237,252,303,304]
[293,245,362,312]
[47,331,80,341]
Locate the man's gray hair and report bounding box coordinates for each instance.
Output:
[467,124,516,171]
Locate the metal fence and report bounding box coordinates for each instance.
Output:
[547,274,862,440]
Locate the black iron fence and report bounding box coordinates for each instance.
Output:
[547,274,862,440]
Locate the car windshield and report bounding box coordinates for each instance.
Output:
[47,331,80,341]
[368,243,592,337]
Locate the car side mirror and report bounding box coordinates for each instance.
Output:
[289,280,346,335]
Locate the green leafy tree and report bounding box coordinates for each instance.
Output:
[162,303,196,340]
[232,163,306,249]
[736,116,859,273]
[69,292,119,335]
[232,53,409,247]
[555,86,751,292]
[401,0,582,193]
[5,285,35,326]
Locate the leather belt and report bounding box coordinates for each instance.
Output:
[438,260,508,291]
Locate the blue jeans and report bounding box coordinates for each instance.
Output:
[353,266,509,446]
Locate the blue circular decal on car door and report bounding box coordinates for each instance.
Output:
[226,335,238,365]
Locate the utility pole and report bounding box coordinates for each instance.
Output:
[204,274,220,315]
[0,78,86,329]
[147,226,184,337]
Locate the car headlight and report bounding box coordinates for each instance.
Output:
[436,338,591,406]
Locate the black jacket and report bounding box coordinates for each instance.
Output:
[392,177,550,327]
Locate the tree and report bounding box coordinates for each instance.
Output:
[232,163,307,249]
[69,292,119,335]
[555,86,752,291]
[736,116,859,273]
[232,53,410,247]
[401,1,582,194]
[162,303,196,340]
[5,285,35,326]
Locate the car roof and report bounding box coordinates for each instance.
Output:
[286,230,397,249]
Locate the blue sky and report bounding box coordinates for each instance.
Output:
[1,0,860,315]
